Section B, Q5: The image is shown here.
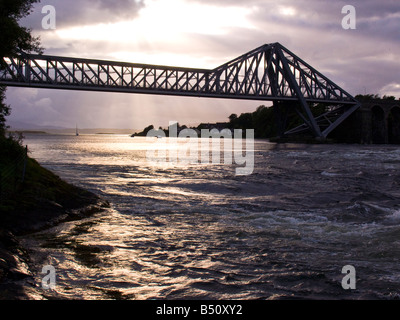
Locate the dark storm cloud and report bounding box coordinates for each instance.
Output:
[355,0,399,16]
[21,0,145,29]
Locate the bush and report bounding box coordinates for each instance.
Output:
[0,135,28,205]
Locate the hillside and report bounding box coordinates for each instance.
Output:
[0,136,109,299]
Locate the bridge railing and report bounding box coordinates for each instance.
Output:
[1,47,357,105]
[1,55,213,96]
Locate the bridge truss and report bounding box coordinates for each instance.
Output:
[0,42,360,138]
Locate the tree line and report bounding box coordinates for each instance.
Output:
[133,93,399,140]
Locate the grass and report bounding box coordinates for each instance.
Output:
[0,136,108,235]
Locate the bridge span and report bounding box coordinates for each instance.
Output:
[0,42,360,139]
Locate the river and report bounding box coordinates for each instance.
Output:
[19,133,400,299]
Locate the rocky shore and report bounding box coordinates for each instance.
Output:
[0,157,109,299]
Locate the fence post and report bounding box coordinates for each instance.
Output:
[0,171,2,203]
[21,145,27,183]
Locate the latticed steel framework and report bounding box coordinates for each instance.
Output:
[0,42,360,138]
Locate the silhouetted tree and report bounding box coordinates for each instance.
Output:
[0,0,42,58]
[227,102,333,139]
[0,0,42,137]
[355,94,398,102]
[132,124,155,136]
[228,113,238,122]
[228,105,276,138]
[0,87,10,136]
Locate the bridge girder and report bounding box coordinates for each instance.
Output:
[0,42,360,138]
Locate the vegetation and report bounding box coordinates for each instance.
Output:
[1,0,42,212]
[228,105,277,138]
[355,94,398,102]
[0,0,106,229]
[0,0,42,58]
[0,142,104,233]
[132,123,192,137]
[227,102,328,139]
[133,94,398,142]
[131,124,155,136]
[132,103,331,140]
[0,0,42,136]
[0,87,10,137]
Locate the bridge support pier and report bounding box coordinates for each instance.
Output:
[273,101,286,138]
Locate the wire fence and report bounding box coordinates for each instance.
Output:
[0,145,28,204]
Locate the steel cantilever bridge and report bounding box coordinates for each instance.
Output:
[0,42,360,139]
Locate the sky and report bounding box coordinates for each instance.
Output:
[4,0,400,130]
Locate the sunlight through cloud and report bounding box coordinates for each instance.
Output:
[56,0,255,44]
[278,6,297,17]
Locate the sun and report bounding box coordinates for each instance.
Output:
[278,6,297,17]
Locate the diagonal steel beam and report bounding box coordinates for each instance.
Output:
[276,46,323,137]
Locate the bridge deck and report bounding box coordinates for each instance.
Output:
[0,43,360,138]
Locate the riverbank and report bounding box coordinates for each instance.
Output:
[0,153,109,299]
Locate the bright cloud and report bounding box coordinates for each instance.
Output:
[380,83,400,98]
[6,0,400,130]
[56,0,255,42]
[278,6,297,17]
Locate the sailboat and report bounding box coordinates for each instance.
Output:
[76,124,79,136]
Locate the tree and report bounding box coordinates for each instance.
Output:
[228,113,238,122]
[0,86,10,136]
[355,94,399,102]
[0,0,42,58]
[382,95,396,101]
[0,0,42,136]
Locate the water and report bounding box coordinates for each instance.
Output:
[20,134,400,299]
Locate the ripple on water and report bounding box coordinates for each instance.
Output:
[20,135,400,299]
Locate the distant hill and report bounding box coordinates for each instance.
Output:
[7,120,66,131]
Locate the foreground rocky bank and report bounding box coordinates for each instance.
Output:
[0,156,109,299]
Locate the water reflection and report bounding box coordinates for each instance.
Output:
[20,134,400,299]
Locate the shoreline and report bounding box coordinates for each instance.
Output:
[15,130,400,145]
[0,156,110,300]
